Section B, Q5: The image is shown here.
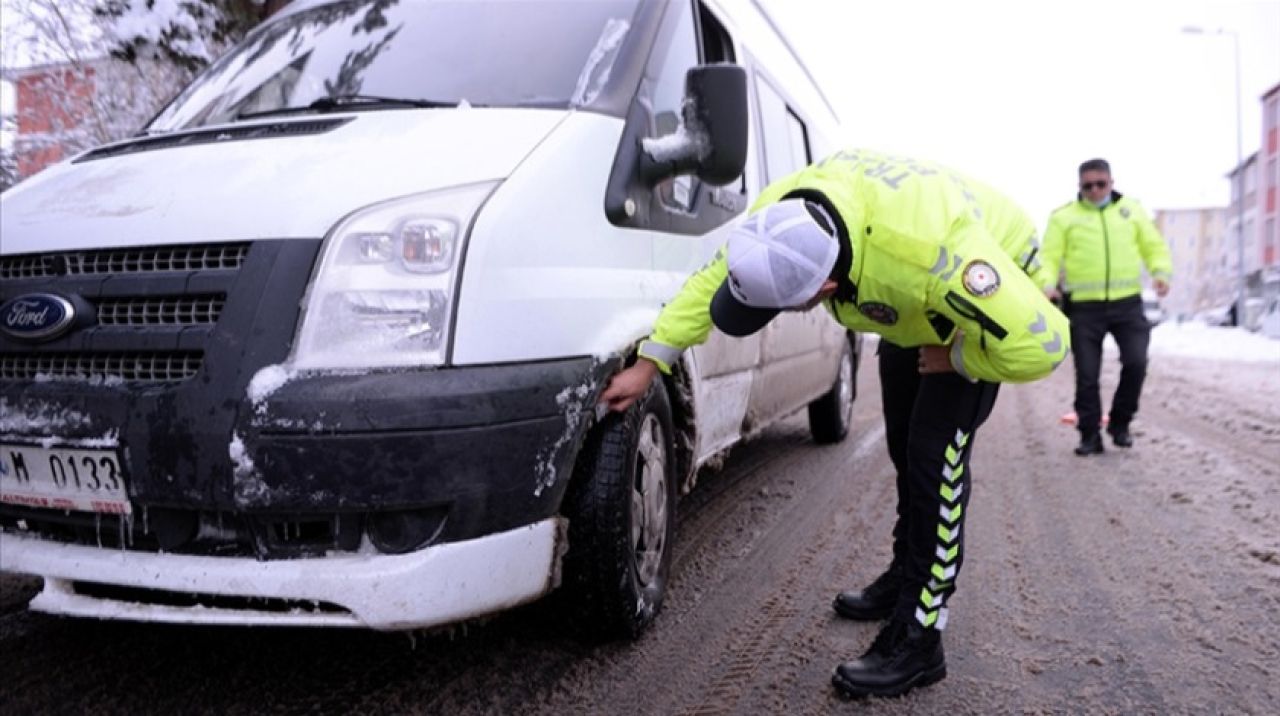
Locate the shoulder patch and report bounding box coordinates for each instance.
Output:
[962,260,1000,298]
[859,301,898,325]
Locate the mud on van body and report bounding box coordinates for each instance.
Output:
[0,0,859,637]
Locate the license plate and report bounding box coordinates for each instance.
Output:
[0,443,131,514]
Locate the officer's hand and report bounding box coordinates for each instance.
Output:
[1043,286,1062,302]
[1154,279,1170,298]
[600,359,659,413]
[918,344,954,374]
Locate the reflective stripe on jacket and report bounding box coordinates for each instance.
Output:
[640,148,1070,384]
[1039,193,1172,302]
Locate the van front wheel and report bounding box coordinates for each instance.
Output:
[562,381,676,640]
[808,337,856,444]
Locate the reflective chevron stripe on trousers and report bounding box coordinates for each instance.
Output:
[878,341,1000,631]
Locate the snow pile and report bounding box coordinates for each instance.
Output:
[533,378,598,497]
[642,98,712,165]
[247,364,294,411]
[39,430,117,449]
[1143,322,1280,364]
[228,432,255,479]
[0,398,93,434]
[569,17,630,107]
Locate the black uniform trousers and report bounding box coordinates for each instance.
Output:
[878,341,999,630]
[1066,295,1150,435]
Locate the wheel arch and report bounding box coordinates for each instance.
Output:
[662,357,700,495]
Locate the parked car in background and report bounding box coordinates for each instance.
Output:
[1242,297,1268,331]
[1197,303,1235,327]
[0,0,860,640]
[1259,298,1280,339]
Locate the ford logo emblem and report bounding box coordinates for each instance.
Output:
[0,293,77,342]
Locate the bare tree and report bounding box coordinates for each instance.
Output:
[1,0,286,181]
[0,131,18,191]
[2,0,188,177]
[96,1,289,73]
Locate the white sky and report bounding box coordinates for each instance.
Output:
[2,0,1277,224]
[767,0,1280,225]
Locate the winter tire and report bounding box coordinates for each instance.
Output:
[562,380,677,640]
[808,336,857,444]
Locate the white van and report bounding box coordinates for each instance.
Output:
[0,0,859,638]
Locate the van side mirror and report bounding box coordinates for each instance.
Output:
[640,63,747,186]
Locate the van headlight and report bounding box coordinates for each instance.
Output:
[290,182,498,370]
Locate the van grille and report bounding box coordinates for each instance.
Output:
[70,582,350,614]
[0,505,363,560]
[0,243,249,279]
[0,351,203,382]
[94,295,226,326]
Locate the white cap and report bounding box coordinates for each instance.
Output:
[711,199,839,336]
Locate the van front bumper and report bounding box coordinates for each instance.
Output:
[0,517,566,630]
[1,355,615,558]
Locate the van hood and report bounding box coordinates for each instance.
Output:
[0,109,568,254]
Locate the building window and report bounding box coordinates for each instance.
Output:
[1266,218,1277,265]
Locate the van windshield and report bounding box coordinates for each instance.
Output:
[147,0,641,132]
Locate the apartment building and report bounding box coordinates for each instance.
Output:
[1154,207,1230,318]
[1260,83,1279,269]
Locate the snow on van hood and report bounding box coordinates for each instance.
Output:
[0,109,567,254]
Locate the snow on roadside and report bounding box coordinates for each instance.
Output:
[1129,322,1280,364]
[853,319,1276,365]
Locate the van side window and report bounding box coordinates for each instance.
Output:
[696,3,735,64]
[755,74,811,184]
[694,3,746,196]
[786,109,812,167]
[603,0,750,234]
[647,2,700,213]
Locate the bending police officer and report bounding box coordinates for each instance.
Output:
[832,163,1051,629]
[600,148,1070,698]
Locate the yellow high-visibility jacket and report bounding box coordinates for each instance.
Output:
[1040,193,1172,302]
[638,148,1070,384]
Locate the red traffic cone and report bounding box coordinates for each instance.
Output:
[1060,411,1109,427]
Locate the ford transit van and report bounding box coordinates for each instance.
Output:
[0,0,860,638]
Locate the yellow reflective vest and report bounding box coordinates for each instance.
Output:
[1040,194,1172,302]
[639,148,1070,384]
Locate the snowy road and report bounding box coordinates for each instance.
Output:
[2,335,1278,714]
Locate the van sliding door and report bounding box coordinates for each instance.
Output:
[748,70,841,419]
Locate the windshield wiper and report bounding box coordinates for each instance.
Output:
[236,94,457,121]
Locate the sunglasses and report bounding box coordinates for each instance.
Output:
[1080,180,1110,191]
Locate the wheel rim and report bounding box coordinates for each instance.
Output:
[631,412,668,587]
[837,350,854,422]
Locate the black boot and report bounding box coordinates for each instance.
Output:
[832,620,946,698]
[833,564,902,621]
[1074,431,1104,456]
[1107,423,1133,448]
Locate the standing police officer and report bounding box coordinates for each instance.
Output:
[600,148,1069,698]
[1041,158,1172,455]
